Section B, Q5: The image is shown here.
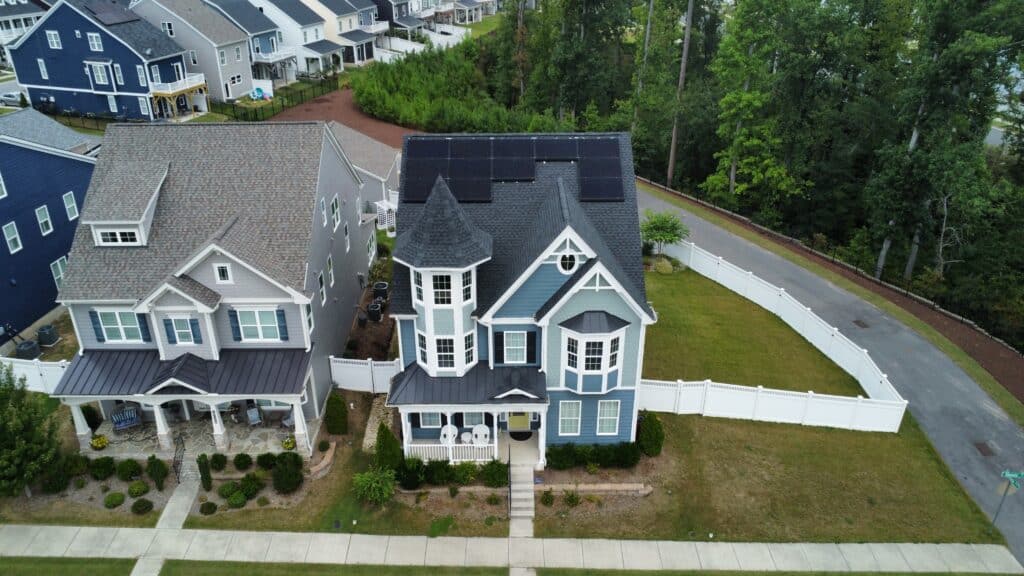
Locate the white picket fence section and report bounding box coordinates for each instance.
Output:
[635,241,908,433]
[407,443,494,462]
[377,36,426,54]
[1,357,69,394]
[374,48,405,64]
[329,356,401,394]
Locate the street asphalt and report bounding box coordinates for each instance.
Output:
[638,187,1024,561]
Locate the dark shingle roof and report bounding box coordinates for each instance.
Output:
[391,134,650,320]
[346,0,375,10]
[53,349,312,396]
[63,0,183,60]
[0,0,47,18]
[393,15,422,28]
[394,178,492,269]
[559,311,629,334]
[339,28,374,43]
[0,108,100,154]
[266,0,322,25]
[388,363,547,406]
[59,123,326,302]
[151,0,247,45]
[315,0,355,16]
[303,38,341,53]
[205,0,277,34]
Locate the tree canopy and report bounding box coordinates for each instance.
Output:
[0,365,59,496]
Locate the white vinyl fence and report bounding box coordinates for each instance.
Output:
[1,357,69,394]
[329,357,401,394]
[636,241,908,433]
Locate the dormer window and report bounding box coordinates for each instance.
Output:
[97,229,139,245]
[214,264,232,284]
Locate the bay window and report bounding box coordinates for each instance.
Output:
[584,341,603,371]
[436,338,454,368]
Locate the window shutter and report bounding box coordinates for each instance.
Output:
[88,310,105,342]
[493,331,504,364]
[189,319,202,344]
[228,309,241,341]
[163,319,177,344]
[526,331,537,364]
[137,314,151,342]
[276,309,289,341]
[453,413,463,428]
[410,413,420,427]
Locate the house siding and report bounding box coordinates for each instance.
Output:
[0,142,94,345]
[152,310,217,360]
[215,303,305,350]
[187,252,292,299]
[495,262,569,318]
[399,318,415,367]
[245,0,322,74]
[252,30,278,55]
[68,304,159,351]
[546,387,635,445]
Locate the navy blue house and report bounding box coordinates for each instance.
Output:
[8,0,208,121]
[0,108,98,346]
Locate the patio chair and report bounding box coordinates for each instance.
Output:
[245,401,263,427]
[471,424,490,446]
[439,424,458,445]
[111,406,141,432]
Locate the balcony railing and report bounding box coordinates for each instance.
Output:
[416,7,435,18]
[150,73,206,95]
[436,2,454,12]
[360,20,389,34]
[252,47,296,63]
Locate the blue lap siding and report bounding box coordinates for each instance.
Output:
[545,388,636,445]
[495,263,571,318]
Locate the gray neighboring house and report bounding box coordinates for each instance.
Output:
[53,122,376,457]
[247,0,343,75]
[327,120,399,232]
[203,0,296,86]
[131,0,253,101]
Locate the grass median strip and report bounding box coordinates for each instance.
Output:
[0,557,135,576]
[160,561,506,576]
[639,182,1024,428]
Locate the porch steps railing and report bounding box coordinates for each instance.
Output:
[509,465,535,519]
[171,434,185,482]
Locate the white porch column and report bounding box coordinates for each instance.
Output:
[151,403,173,452]
[536,408,546,470]
[445,410,453,462]
[492,411,499,460]
[292,401,311,455]
[401,410,411,455]
[210,405,229,451]
[69,403,92,450]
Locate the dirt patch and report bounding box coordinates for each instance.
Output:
[270,89,419,149]
[344,288,395,361]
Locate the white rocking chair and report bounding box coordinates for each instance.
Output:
[471,424,490,446]
[439,424,458,445]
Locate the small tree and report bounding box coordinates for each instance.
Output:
[146,455,169,491]
[353,466,395,506]
[640,209,689,254]
[636,411,665,457]
[324,394,348,435]
[0,365,59,496]
[196,453,212,491]
[373,422,403,472]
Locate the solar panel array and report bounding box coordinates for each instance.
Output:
[84,0,141,25]
[403,135,623,203]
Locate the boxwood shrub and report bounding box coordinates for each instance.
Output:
[210,453,227,472]
[116,459,142,482]
[233,453,252,471]
[227,491,247,508]
[256,453,277,470]
[131,498,153,515]
[128,480,150,498]
[104,492,125,509]
[218,481,240,499]
[546,442,642,470]
[90,456,116,481]
[199,501,218,515]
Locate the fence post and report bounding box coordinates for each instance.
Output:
[700,379,711,415]
[753,385,763,420]
[801,391,814,425]
[674,380,683,413]
[850,395,863,429]
[367,357,375,393]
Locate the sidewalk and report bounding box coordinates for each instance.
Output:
[1,524,1022,573]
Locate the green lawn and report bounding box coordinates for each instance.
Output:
[187,112,232,123]
[643,269,862,395]
[639,181,1024,428]
[467,14,502,36]
[162,562,505,576]
[0,557,135,576]
[0,106,19,115]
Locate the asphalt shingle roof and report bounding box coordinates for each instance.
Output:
[0,0,47,18]
[80,160,167,223]
[315,0,355,16]
[339,28,373,43]
[64,0,183,60]
[266,0,322,26]
[205,0,277,34]
[394,178,492,269]
[303,38,341,53]
[0,108,101,154]
[327,121,398,185]
[166,274,222,309]
[346,0,375,10]
[393,15,423,28]
[150,0,247,45]
[59,122,326,303]
[388,363,547,406]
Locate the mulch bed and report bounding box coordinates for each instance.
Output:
[270,89,418,149]
[345,288,395,361]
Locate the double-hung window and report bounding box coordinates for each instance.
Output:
[113,63,123,85]
[91,64,108,85]
[150,64,161,84]
[35,206,53,236]
[214,264,232,284]
[463,412,483,427]
[171,317,194,344]
[504,331,526,364]
[235,46,242,61]
[432,274,451,305]
[86,32,102,51]
[319,198,327,226]
[596,400,620,435]
[413,271,423,302]
[326,255,335,286]
[420,412,441,428]
[317,272,326,305]
[218,50,226,66]
[304,303,314,333]
[584,341,604,371]
[417,333,427,363]
[566,337,578,369]
[50,256,67,289]
[99,311,142,342]
[237,309,280,341]
[461,270,472,300]
[436,338,455,368]
[608,337,620,369]
[137,65,147,86]
[63,192,78,220]
[559,401,581,436]
[343,222,349,252]
[37,58,48,80]
[161,21,174,36]
[189,50,197,65]
[45,30,60,49]
[3,222,21,254]
[464,332,474,364]
[330,196,340,230]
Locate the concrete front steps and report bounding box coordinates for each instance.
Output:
[509,465,535,538]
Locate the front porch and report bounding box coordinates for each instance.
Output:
[398,407,548,469]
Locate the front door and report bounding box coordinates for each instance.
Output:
[172,62,184,81]
[508,412,530,432]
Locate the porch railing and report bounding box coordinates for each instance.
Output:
[361,21,389,35]
[253,47,297,63]
[407,443,493,462]
[150,73,206,95]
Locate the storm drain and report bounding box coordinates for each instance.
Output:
[853,319,869,329]
[974,441,994,457]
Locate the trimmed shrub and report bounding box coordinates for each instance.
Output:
[81,404,102,430]
[353,466,396,506]
[116,459,142,482]
[373,422,403,472]
[218,481,240,499]
[90,456,116,481]
[131,498,153,515]
[66,454,91,477]
[104,492,125,509]
[324,394,348,435]
[486,493,501,506]
[636,411,665,457]
[41,456,70,494]
[425,460,453,485]
[272,451,304,494]
[146,456,169,491]
[480,460,509,488]
[240,473,264,499]
[128,480,150,498]
[197,454,212,491]
[614,442,642,468]
[546,442,641,470]
[318,440,330,453]
[451,461,477,485]
[199,501,217,515]
[545,444,576,470]
[233,453,252,471]
[227,491,247,508]
[256,453,277,470]
[563,490,581,508]
[540,489,554,507]
[398,457,425,490]
[210,453,227,472]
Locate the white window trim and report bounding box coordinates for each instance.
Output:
[162,21,174,37]
[596,399,620,436]
[35,205,52,236]
[113,63,123,85]
[463,411,484,427]
[236,307,282,342]
[169,315,196,346]
[420,412,442,428]
[558,400,581,436]
[91,64,108,85]
[320,198,327,226]
[560,328,627,392]
[214,263,233,284]
[344,221,350,252]
[37,58,47,80]
[327,255,335,286]
[503,331,527,365]
[3,221,21,254]
[86,32,102,51]
[464,331,475,365]
[137,64,147,86]
[417,331,427,363]
[189,50,197,65]
[96,308,143,343]
[218,50,226,65]
[50,256,67,289]
[330,195,340,231]
[432,273,452,306]
[304,303,314,333]
[413,270,423,302]
[435,337,455,369]
[462,269,473,302]
[317,272,326,305]
[45,30,60,49]
[235,45,242,61]
[0,173,7,199]
[95,228,141,246]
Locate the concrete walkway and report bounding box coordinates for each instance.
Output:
[155,478,199,530]
[638,188,1024,562]
[1,524,1022,572]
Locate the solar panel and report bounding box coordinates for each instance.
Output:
[407,138,449,158]
[580,137,620,157]
[493,138,533,158]
[580,177,623,202]
[448,179,492,202]
[451,137,491,159]
[492,157,535,181]
[579,156,621,179]
[534,137,578,160]
[450,158,490,179]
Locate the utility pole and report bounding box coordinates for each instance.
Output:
[666,0,696,188]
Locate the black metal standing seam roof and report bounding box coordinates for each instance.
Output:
[53,349,311,396]
[303,39,342,53]
[266,0,323,26]
[316,0,356,15]
[346,0,375,10]
[387,363,548,406]
[559,311,630,334]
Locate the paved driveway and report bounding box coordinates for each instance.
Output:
[639,189,1024,561]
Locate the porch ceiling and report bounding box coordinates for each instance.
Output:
[388,363,548,406]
